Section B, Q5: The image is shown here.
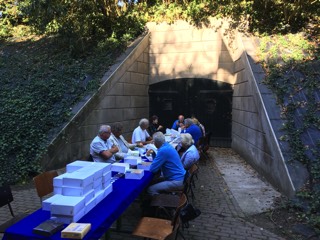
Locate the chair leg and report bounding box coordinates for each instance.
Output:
[177,230,186,240]
[189,186,195,201]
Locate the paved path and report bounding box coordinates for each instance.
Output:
[0,148,285,240]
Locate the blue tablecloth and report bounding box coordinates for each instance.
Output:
[2,171,153,240]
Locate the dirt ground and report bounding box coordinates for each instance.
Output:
[249,198,319,240]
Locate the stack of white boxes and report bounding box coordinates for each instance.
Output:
[42,161,113,224]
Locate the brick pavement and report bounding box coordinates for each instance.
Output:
[0,148,285,240]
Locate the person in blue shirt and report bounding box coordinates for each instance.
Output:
[182,118,202,146]
[148,132,186,195]
[171,115,184,131]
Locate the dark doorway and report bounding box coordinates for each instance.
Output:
[149,78,233,147]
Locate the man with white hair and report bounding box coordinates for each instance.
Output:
[90,125,119,163]
[131,118,153,145]
[148,132,186,195]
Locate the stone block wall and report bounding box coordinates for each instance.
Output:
[230,32,296,196]
[147,20,236,85]
[41,34,150,170]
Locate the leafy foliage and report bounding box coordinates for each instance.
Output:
[261,34,320,232]
[0,0,146,185]
[0,36,119,184]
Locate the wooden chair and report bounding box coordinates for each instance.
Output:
[197,131,212,163]
[33,170,58,203]
[149,164,199,218]
[132,193,187,240]
[0,185,29,233]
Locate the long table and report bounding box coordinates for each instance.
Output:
[2,171,153,240]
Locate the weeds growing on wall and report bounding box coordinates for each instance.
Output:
[261,33,320,233]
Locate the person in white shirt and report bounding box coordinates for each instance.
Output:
[109,122,137,160]
[131,118,153,145]
[90,125,119,163]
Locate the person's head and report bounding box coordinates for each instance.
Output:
[150,115,159,125]
[111,122,123,138]
[180,133,194,148]
[184,118,194,128]
[98,125,112,141]
[153,132,165,149]
[178,115,184,123]
[139,118,149,130]
[192,117,199,125]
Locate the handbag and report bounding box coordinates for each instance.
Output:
[179,203,201,227]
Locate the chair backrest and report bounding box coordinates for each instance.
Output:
[33,170,58,200]
[0,185,14,217]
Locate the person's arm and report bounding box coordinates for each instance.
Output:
[171,120,178,130]
[181,151,193,170]
[135,131,153,145]
[149,148,164,174]
[99,145,119,159]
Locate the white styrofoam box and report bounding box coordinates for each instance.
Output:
[93,177,102,189]
[53,174,69,187]
[124,156,142,165]
[102,171,111,181]
[102,177,111,188]
[54,186,62,195]
[42,194,62,211]
[137,161,152,171]
[83,189,95,204]
[62,183,93,197]
[91,162,112,173]
[104,184,113,197]
[77,166,102,181]
[111,163,130,173]
[85,198,96,214]
[66,160,93,173]
[127,150,140,156]
[95,189,105,204]
[165,135,172,142]
[142,154,153,162]
[63,170,94,188]
[94,183,103,194]
[50,196,85,216]
[125,169,144,180]
[51,208,85,224]
[137,147,146,155]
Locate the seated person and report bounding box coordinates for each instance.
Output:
[182,118,202,145]
[180,133,200,170]
[109,122,137,160]
[90,125,119,163]
[148,115,164,136]
[148,132,186,195]
[171,114,185,131]
[192,117,206,137]
[132,118,153,145]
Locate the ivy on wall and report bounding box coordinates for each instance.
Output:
[261,34,320,232]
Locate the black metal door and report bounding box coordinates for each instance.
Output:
[149,78,233,147]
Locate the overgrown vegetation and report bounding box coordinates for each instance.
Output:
[0,2,319,234]
[260,32,320,234]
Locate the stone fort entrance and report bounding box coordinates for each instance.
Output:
[149,78,233,147]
